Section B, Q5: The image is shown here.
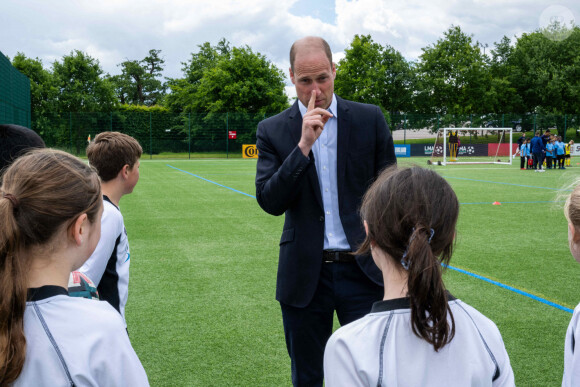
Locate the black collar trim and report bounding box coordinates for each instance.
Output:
[371,292,457,313]
[27,286,68,301]
[103,195,119,210]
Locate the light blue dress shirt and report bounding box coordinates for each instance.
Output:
[298,94,351,251]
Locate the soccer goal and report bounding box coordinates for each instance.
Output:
[428,127,513,166]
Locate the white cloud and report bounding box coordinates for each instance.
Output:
[1,0,579,96]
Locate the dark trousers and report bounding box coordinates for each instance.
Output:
[280,261,383,387]
[533,152,544,169]
[558,155,565,168]
[520,156,526,169]
[547,156,553,169]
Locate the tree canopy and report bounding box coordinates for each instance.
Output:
[165,39,288,114]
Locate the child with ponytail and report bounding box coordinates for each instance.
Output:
[0,149,148,386]
[563,180,580,386]
[323,166,514,386]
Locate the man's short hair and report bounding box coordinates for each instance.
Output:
[86,132,142,182]
[0,124,45,173]
[289,37,333,72]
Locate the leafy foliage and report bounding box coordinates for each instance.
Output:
[335,35,414,115]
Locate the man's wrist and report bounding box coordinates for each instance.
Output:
[298,141,311,157]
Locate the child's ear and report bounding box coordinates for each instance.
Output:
[570,223,580,243]
[71,214,88,246]
[121,164,131,179]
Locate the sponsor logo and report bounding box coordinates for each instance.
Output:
[243,145,259,158]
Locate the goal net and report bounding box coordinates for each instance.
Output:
[428,128,513,165]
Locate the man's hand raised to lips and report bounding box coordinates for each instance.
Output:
[298,90,333,157]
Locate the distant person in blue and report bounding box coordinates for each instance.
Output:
[546,138,555,169]
[556,136,566,169]
[531,131,546,172]
[520,139,531,170]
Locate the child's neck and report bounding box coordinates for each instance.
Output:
[101,181,124,207]
[25,249,74,289]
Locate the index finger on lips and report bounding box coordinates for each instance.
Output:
[307,90,316,111]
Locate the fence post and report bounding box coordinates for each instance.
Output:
[403,113,407,145]
[149,111,152,160]
[564,114,567,143]
[226,112,229,159]
[188,113,191,160]
[69,112,72,153]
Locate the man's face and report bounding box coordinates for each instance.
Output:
[290,50,336,109]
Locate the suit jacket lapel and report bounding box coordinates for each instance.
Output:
[336,96,350,192]
[289,101,324,210]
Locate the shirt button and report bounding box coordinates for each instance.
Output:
[323,166,327,170]
[326,211,330,215]
[329,233,333,237]
[325,188,329,192]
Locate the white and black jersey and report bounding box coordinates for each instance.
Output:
[14,286,149,387]
[80,195,131,322]
[563,303,580,386]
[324,295,515,387]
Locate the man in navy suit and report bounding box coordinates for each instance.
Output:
[255,36,397,386]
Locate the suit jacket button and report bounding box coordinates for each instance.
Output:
[319,216,324,222]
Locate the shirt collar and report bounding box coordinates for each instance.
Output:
[297,93,337,118]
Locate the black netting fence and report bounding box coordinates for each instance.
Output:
[0,51,31,127]
[28,111,580,158]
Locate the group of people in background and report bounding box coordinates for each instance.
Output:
[518,130,574,172]
[2,36,580,387]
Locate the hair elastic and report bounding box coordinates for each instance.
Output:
[400,227,436,270]
[2,192,19,209]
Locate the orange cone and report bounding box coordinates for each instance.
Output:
[492,201,501,205]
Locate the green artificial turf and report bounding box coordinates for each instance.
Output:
[120,157,580,386]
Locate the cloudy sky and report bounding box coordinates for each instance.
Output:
[1,0,578,100]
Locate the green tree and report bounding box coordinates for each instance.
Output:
[165,39,287,114]
[52,50,117,152]
[52,50,117,112]
[11,53,59,141]
[415,25,492,115]
[509,25,580,115]
[335,35,414,116]
[109,49,166,106]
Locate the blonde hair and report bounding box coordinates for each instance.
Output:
[565,180,580,228]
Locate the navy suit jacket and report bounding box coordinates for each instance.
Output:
[255,96,396,308]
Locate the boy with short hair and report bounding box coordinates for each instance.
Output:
[80,132,142,325]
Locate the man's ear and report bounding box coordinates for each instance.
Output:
[71,213,88,246]
[289,67,295,85]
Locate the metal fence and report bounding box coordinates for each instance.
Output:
[31,111,580,158]
[0,51,31,127]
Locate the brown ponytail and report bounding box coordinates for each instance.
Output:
[0,149,101,384]
[357,166,459,351]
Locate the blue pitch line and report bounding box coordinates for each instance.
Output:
[446,265,573,314]
[442,176,572,192]
[167,163,572,313]
[166,164,256,199]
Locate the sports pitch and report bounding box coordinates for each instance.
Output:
[123,157,578,386]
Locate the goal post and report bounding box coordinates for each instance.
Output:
[429,128,513,166]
